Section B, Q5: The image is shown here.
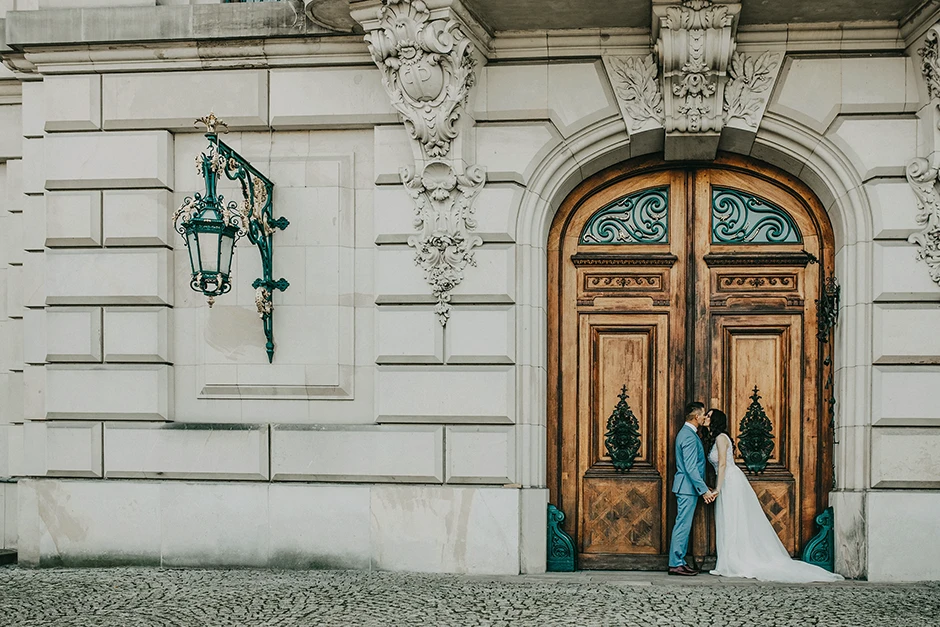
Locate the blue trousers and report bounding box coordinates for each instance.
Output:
[668,493,698,567]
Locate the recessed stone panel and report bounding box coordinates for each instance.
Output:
[44,75,101,132]
[873,366,940,426]
[375,306,443,365]
[445,306,515,364]
[867,180,919,240]
[270,425,443,482]
[104,423,268,480]
[23,422,103,478]
[445,426,515,484]
[873,304,940,364]
[45,365,171,420]
[873,241,940,302]
[102,190,173,247]
[270,67,399,129]
[46,307,102,363]
[45,191,102,247]
[44,131,173,190]
[102,70,268,131]
[46,249,172,305]
[377,366,514,423]
[871,427,940,488]
[104,307,170,363]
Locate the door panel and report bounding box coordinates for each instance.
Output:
[549,157,832,570]
[577,313,669,565]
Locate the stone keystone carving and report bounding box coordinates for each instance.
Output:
[653,0,740,159]
[362,0,486,324]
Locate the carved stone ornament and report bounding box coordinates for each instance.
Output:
[403,161,484,323]
[919,25,940,99]
[362,0,486,324]
[905,156,940,285]
[365,0,476,160]
[605,55,664,131]
[723,51,780,127]
[654,0,740,135]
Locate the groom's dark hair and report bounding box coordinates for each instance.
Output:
[684,401,705,417]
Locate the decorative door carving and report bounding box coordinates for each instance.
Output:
[548,156,834,570]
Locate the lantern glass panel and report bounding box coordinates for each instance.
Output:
[197,228,221,274]
[186,231,199,274]
[219,231,236,278]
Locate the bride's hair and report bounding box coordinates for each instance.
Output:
[702,408,735,457]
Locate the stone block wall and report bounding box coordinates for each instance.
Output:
[1,1,940,580]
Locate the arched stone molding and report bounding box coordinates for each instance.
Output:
[512,108,874,577]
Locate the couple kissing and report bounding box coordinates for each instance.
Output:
[667,402,843,583]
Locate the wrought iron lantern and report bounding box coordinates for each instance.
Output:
[173,113,290,363]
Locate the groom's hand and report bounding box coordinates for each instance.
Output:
[703,490,717,504]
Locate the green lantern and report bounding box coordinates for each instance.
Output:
[174,143,244,306]
[173,113,290,362]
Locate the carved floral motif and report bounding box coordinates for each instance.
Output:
[724,51,780,126]
[403,161,485,324]
[363,0,486,324]
[606,55,664,130]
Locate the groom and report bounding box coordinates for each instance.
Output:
[668,402,717,576]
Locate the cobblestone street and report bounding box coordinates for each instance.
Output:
[0,566,937,627]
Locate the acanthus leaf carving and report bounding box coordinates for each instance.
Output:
[606,55,664,130]
[403,161,484,324]
[906,156,940,285]
[723,51,780,127]
[365,0,476,160]
[362,0,486,324]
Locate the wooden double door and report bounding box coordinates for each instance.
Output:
[548,156,834,570]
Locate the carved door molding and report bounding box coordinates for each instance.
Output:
[547,154,835,570]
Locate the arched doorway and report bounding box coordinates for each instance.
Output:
[547,154,835,570]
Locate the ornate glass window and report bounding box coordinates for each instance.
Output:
[712,186,802,244]
[579,186,669,245]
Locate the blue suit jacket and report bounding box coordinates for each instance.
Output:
[672,423,709,496]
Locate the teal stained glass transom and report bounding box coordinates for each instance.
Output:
[580,186,669,244]
[712,187,802,244]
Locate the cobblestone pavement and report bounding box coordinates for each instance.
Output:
[0,566,938,627]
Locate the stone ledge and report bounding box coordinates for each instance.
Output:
[4,3,347,50]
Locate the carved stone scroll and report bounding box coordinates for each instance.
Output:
[357,0,487,324]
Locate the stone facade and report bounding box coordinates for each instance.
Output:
[0,0,938,582]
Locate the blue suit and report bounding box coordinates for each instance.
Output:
[668,423,709,568]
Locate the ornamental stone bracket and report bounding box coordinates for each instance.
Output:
[605,1,782,160]
[352,0,490,324]
[907,24,940,288]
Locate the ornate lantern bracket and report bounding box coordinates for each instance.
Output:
[173,113,290,363]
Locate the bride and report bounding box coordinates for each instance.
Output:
[702,408,844,583]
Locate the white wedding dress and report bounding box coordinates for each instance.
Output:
[708,433,844,582]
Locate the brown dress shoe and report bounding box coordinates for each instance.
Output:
[667,565,698,576]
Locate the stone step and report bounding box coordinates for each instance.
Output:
[0,550,16,566]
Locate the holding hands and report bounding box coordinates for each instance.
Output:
[703,489,718,504]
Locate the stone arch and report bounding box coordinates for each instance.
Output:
[513,113,873,574]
